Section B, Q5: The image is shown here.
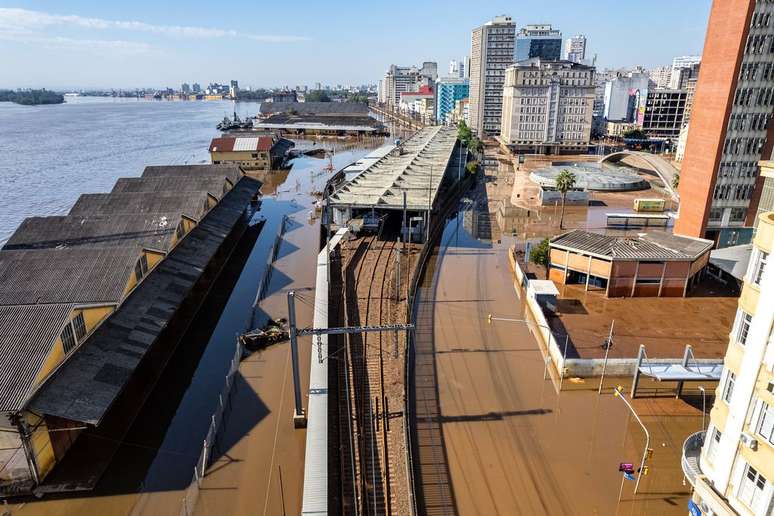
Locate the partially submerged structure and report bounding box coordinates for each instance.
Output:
[328,126,464,239]
[255,101,385,136]
[0,164,261,495]
[548,229,713,297]
[209,134,294,171]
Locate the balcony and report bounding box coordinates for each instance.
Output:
[681,430,705,487]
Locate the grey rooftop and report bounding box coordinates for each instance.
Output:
[551,229,713,261]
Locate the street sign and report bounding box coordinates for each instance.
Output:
[688,499,702,516]
[618,463,634,473]
[623,472,635,481]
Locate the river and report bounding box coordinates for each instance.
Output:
[0,97,259,243]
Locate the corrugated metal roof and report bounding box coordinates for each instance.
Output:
[0,247,140,305]
[69,192,209,220]
[29,176,263,425]
[233,137,259,152]
[142,164,243,185]
[0,303,74,412]
[329,126,460,211]
[550,229,713,261]
[259,101,369,116]
[3,213,181,252]
[112,176,229,196]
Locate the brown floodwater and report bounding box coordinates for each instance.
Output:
[413,183,703,515]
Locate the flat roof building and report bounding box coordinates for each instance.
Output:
[469,15,516,137]
[515,24,562,62]
[642,89,688,139]
[549,229,713,297]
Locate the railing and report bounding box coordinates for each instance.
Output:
[251,214,288,328]
[180,339,243,516]
[681,430,705,487]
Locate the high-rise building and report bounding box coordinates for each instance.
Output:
[674,0,774,247]
[682,206,774,515]
[603,71,651,122]
[436,77,469,124]
[500,58,595,154]
[672,55,702,77]
[564,34,587,63]
[469,15,517,136]
[381,65,420,107]
[181,83,191,95]
[515,24,562,62]
[420,62,438,82]
[642,89,688,139]
[670,61,701,89]
[449,59,461,77]
[192,83,201,93]
[650,65,673,89]
[463,55,471,80]
[229,80,239,99]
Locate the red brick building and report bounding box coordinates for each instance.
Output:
[674,0,774,247]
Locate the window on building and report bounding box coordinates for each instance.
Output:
[737,311,753,346]
[752,250,769,286]
[134,254,149,283]
[738,463,768,512]
[72,312,86,341]
[757,401,774,446]
[61,322,76,354]
[706,426,722,463]
[723,370,736,403]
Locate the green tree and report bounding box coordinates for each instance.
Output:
[530,238,551,279]
[623,128,647,140]
[457,120,472,145]
[305,90,331,102]
[465,161,479,174]
[672,173,680,189]
[469,136,483,153]
[555,169,577,230]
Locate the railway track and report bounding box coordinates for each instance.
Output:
[341,233,402,516]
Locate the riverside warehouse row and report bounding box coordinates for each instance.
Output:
[0,164,261,496]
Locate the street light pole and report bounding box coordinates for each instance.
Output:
[613,386,650,495]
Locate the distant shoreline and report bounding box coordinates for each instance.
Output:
[0,89,64,106]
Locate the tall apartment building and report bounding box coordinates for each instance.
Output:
[436,77,469,124]
[564,34,587,63]
[449,59,465,78]
[515,24,562,62]
[670,61,701,89]
[672,55,702,79]
[682,208,774,516]
[603,71,651,122]
[650,65,673,89]
[381,65,421,107]
[469,15,517,137]
[674,0,774,247]
[642,89,688,138]
[500,58,595,154]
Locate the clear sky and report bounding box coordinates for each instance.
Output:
[0,0,712,90]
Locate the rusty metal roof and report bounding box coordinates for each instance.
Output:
[550,229,713,261]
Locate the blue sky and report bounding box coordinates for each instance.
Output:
[0,0,712,90]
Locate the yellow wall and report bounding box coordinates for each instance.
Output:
[210,150,270,170]
[32,305,115,386]
[122,249,165,296]
[754,212,774,253]
[24,412,55,479]
[739,282,760,317]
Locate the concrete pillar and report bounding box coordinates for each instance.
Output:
[630,261,640,297]
[585,255,592,291]
[657,263,667,297]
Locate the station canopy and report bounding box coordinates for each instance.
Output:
[329,126,459,211]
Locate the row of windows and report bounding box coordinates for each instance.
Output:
[734,87,774,107]
[723,137,766,156]
[728,112,771,132]
[744,32,773,55]
[713,183,756,201]
[751,11,772,29]
[719,160,758,179]
[740,61,774,82]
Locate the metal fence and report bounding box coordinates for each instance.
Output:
[180,338,243,516]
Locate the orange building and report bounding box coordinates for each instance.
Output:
[674,0,774,247]
[548,230,713,297]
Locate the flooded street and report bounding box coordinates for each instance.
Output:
[413,178,703,515]
[10,140,385,516]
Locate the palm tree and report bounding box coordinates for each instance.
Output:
[555,169,577,230]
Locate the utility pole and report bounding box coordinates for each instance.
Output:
[613,386,651,495]
[426,165,433,242]
[287,291,306,428]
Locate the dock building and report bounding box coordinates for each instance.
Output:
[209,135,292,171]
[0,164,260,495]
[255,102,385,136]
